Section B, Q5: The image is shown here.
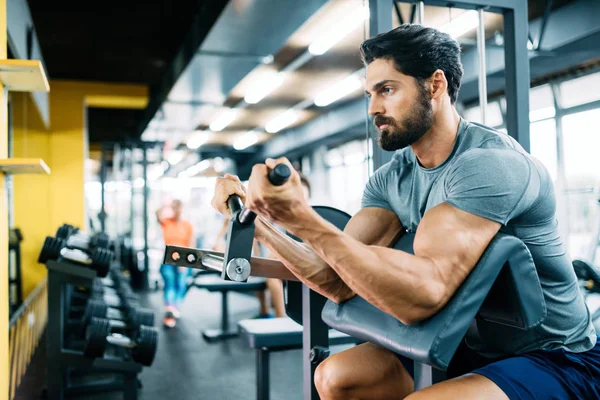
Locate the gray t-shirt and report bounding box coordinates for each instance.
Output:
[362,118,596,355]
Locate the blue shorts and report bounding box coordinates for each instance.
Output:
[447,337,600,399]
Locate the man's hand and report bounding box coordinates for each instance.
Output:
[246,157,312,230]
[211,173,247,218]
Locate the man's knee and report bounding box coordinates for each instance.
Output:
[314,356,352,397]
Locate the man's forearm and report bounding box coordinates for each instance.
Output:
[254,217,354,302]
[291,209,442,324]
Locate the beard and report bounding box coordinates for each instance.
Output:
[374,84,433,151]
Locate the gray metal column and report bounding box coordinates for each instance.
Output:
[477,7,487,124]
[416,1,425,24]
[369,0,394,171]
[129,147,135,244]
[142,144,149,289]
[503,4,531,152]
[99,144,108,232]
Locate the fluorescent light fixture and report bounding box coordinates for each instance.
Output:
[530,107,556,122]
[440,10,479,38]
[265,110,298,133]
[309,6,370,56]
[181,159,211,178]
[187,130,209,150]
[233,131,259,150]
[167,150,185,166]
[314,74,362,107]
[209,109,238,131]
[244,72,285,104]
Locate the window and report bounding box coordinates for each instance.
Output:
[561,108,600,260]
[529,119,557,182]
[562,108,600,187]
[463,101,503,127]
[323,139,370,214]
[529,84,555,123]
[559,71,600,109]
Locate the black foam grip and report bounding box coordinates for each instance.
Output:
[268,164,291,186]
[227,196,244,216]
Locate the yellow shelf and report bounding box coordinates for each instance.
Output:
[0,60,50,92]
[0,158,50,175]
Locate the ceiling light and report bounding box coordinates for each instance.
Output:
[440,10,479,38]
[265,110,299,133]
[308,6,369,56]
[233,131,259,150]
[209,109,238,131]
[166,150,185,166]
[244,72,285,104]
[187,130,209,150]
[314,74,362,107]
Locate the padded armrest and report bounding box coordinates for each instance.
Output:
[322,233,546,370]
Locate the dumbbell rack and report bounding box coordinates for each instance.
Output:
[46,259,142,400]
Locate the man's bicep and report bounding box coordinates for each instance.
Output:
[344,207,403,247]
[414,203,501,307]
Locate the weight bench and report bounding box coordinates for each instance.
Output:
[238,317,361,400]
[191,274,267,341]
[322,233,546,390]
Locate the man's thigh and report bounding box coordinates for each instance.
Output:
[405,373,508,400]
[407,343,600,400]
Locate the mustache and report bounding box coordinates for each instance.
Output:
[373,115,396,127]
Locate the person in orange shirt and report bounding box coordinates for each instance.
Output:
[157,199,194,328]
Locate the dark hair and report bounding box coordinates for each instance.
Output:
[360,24,463,104]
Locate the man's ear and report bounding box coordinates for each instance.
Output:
[430,69,448,100]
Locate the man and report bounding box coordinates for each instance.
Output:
[157,199,194,328]
[212,24,599,399]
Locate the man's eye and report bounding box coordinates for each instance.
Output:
[384,87,393,94]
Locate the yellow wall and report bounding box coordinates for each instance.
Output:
[12,93,52,297]
[11,81,148,299]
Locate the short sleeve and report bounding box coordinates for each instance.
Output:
[444,149,539,225]
[361,164,394,211]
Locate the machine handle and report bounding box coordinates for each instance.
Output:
[228,164,291,225]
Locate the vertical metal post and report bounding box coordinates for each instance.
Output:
[129,147,134,245]
[416,1,425,24]
[257,349,270,400]
[99,144,107,232]
[477,8,487,124]
[369,0,394,171]
[301,285,329,400]
[142,144,149,289]
[503,5,531,152]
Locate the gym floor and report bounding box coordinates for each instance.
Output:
[16,288,352,400]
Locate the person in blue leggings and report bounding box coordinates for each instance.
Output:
[156,199,194,328]
[159,263,192,323]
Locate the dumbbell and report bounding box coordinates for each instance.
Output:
[55,223,109,248]
[84,317,158,366]
[38,236,113,277]
[80,299,155,333]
